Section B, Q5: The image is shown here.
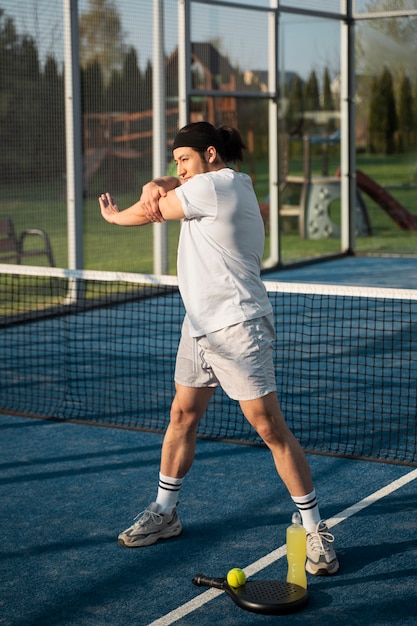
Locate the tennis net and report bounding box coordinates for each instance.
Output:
[1,263,416,466]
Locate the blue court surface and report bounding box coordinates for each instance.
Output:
[264,255,417,289]
[1,413,417,626]
[2,256,417,625]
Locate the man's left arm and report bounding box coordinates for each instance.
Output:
[99,193,151,226]
[99,189,185,226]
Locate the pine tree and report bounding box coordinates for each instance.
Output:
[120,48,143,113]
[322,68,333,111]
[79,0,125,84]
[285,74,304,136]
[304,70,320,112]
[322,67,336,133]
[368,68,397,154]
[397,73,414,152]
[82,60,104,113]
[303,70,320,134]
[42,56,65,178]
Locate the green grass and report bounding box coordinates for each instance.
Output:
[1,180,180,273]
[1,152,416,320]
[1,151,417,276]
[246,151,417,263]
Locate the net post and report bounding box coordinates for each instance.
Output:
[340,1,356,254]
[264,0,280,269]
[63,0,84,272]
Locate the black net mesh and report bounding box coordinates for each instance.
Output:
[1,266,416,465]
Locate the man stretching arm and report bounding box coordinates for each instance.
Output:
[99,121,339,576]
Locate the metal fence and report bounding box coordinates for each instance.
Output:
[1,1,416,273]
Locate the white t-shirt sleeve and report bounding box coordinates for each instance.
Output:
[174,174,217,219]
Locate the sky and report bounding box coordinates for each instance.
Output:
[2,1,415,82]
[1,0,341,81]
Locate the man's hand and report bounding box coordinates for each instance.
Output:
[140,177,180,223]
[99,193,120,224]
[139,181,167,223]
[99,177,182,227]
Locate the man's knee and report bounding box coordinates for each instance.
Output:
[170,396,202,430]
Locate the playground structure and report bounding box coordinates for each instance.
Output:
[86,116,417,239]
[261,133,417,239]
[266,133,371,239]
[82,108,179,189]
[82,43,239,191]
[354,169,417,231]
[82,36,416,239]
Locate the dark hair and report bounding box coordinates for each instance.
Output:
[172,121,246,163]
[217,125,246,163]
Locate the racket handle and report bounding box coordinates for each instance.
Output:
[192,574,224,590]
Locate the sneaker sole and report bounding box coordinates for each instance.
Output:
[306,558,339,576]
[118,523,183,548]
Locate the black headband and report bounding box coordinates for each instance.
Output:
[172,128,221,152]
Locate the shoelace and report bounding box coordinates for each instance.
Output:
[133,508,163,528]
[307,522,335,554]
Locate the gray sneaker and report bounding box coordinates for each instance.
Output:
[306,521,339,576]
[118,502,182,548]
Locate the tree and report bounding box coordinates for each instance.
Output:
[0,9,18,85]
[304,70,320,112]
[105,67,124,113]
[321,67,336,133]
[368,67,397,154]
[397,73,414,152]
[0,9,20,182]
[322,68,333,111]
[0,9,18,117]
[119,47,143,113]
[142,60,153,112]
[303,70,320,134]
[0,9,66,183]
[2,31,43,181]
[285,74,304,136]
[79,0,125,84]
[16,35,40,79]
[82,60,104,113]
[414,76,417,141]
[41,56,65,177]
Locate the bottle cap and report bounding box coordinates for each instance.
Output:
[292,511,301,525]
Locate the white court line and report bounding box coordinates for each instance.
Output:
[147,468,417,626]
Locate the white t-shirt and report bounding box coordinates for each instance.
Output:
[174,168,272,337]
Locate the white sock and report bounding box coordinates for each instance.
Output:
[291,489,321,532]
[156,473,184,513]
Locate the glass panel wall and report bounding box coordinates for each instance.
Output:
[1,1,416,272]
[0,1,67,267]
[354,4,417,255]
[277,12,343,264]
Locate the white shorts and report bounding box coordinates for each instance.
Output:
[174,314,277,401]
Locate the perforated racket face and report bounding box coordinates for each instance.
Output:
[229,580,308,615]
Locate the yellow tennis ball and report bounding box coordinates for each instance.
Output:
[227,568,246,588]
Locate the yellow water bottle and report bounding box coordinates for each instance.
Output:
[286,511,307,589]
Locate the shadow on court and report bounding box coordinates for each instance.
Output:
[1,413,417,626]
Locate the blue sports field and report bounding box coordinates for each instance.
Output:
[1,257,417,625]
[1,414,417,625]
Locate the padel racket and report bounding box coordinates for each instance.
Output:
[192,574,308,615]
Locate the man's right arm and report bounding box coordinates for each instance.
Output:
[140,177,181,223]
[99,184,185,226]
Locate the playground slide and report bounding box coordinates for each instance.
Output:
[355,169,417,231]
